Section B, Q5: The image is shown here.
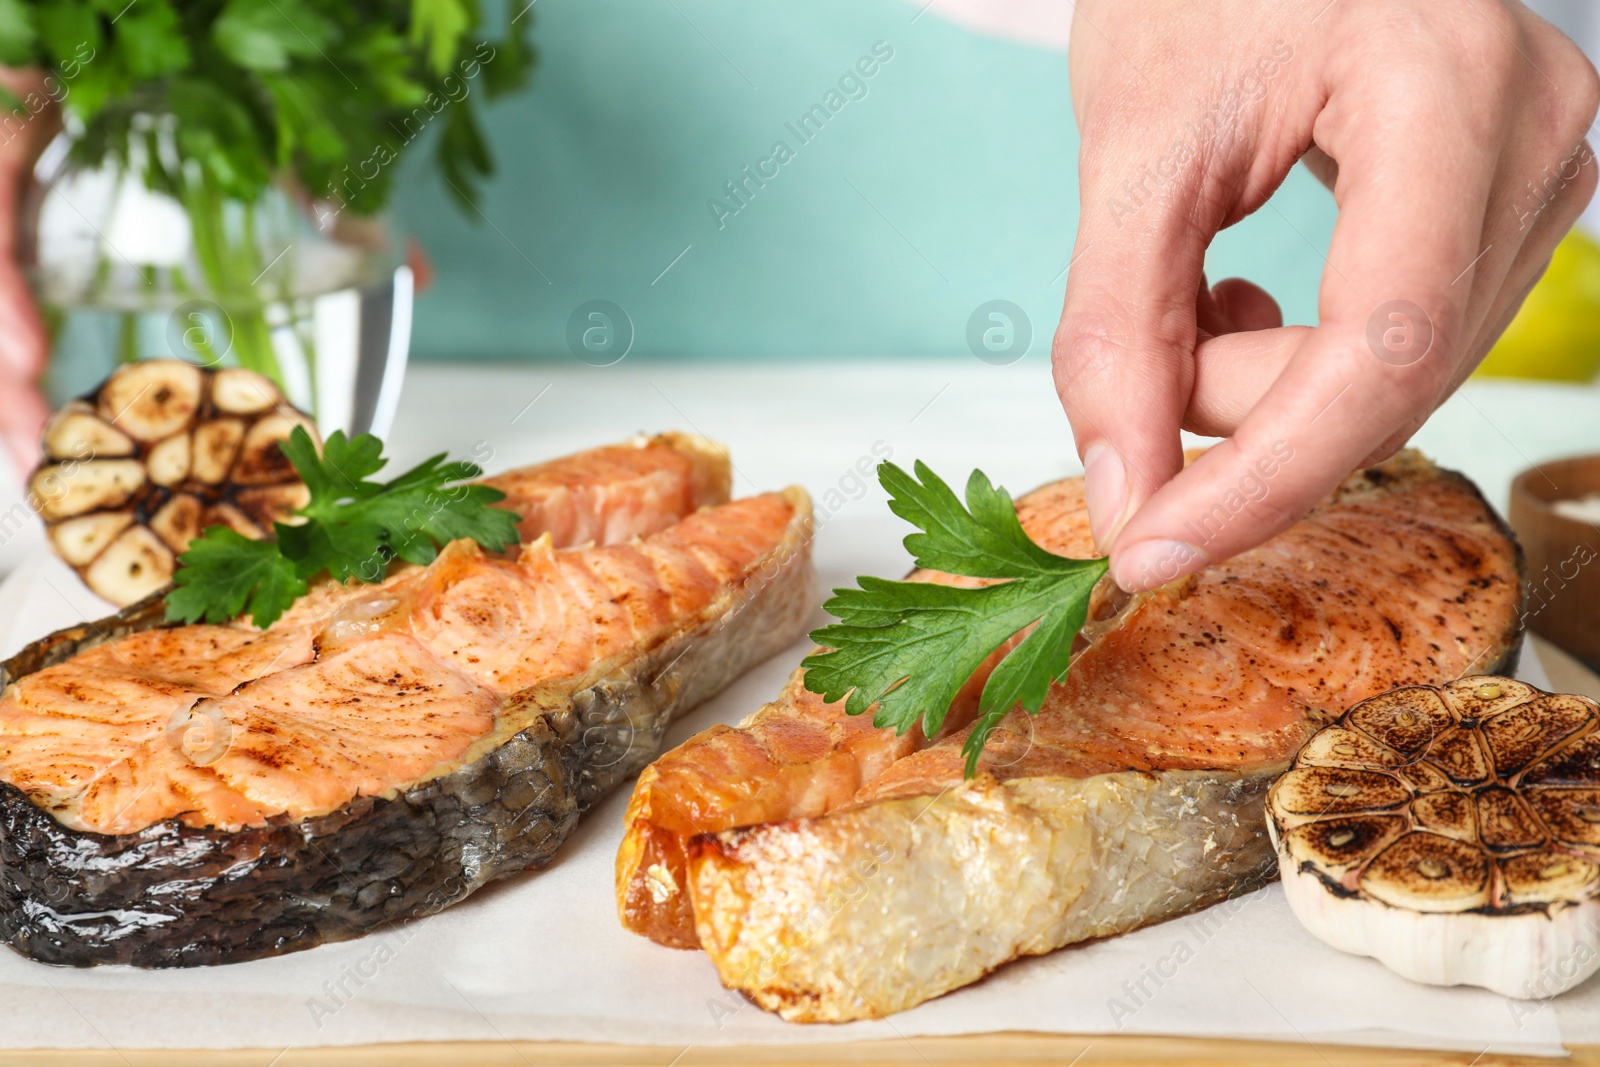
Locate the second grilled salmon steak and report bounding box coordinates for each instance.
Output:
[0,434,814,967]
[616,451,1524,1021]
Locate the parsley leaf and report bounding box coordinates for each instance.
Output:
[166,528,306,628]
[165,427,520,629]
[801,461,1109,778]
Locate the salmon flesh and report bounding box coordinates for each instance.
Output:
[615,451,1524,1021]
[0,434,814,966]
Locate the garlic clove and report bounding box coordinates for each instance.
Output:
[1411,792,1477,842]
[49,512,133,567]
[201,502,263,539]
[233,413,313,485]
[1524,789,1600,850]
[1427,728,1493,786]
[149,494,205,555]
[1298,725,1405,769]
[145,432,192,487]
[1282,814,1405,881]
[1346,686,1454,754]
[1477,786,1548,851]
[1441,676,1538,720]
[30,460,147,522]
[236,483,310,529]
[41,404,136,460]
[190,418,246,484]
[210,367,280,415]
[1271,766,1410,826]
[84,525,175,605]
[95,360,202,442]
[1395,761,1454,794]
[1501,851,1600,907]
[1522,734,1600,788]
[1360,832,1490,913]
[1482,694,1595,777]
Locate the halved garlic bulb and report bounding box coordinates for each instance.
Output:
[1269,677,1600,999]
[29,361,315,606]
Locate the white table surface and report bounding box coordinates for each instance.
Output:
[0,358,1596,1056]
[4,358,1596,586]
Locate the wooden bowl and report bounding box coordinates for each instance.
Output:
[1509,454,1600,668]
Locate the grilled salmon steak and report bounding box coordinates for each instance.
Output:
[0,433,814,966]
[616,451,1524,1021]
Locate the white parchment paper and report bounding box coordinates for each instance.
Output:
[1,363,1597,1055]
[0,551,1576,1057]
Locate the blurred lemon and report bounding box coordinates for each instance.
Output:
[1476,229,1600,382]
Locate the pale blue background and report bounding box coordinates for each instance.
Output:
[392,0,1339,363]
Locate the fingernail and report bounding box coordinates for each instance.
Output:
[1083,443,1127,550]
[1112,538,1208,592]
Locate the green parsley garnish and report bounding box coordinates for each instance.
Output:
[801,461,1109,777]
[165,427,520,629]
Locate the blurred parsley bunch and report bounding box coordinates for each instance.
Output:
[0,1,532,390]
[0,0,534,214]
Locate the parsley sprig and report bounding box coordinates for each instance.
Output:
[801,462,1109,777]
[165,426,519,629]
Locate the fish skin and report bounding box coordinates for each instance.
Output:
[0,437,813,967]
[627,452,1524,1021]
[616,474,1097,947]
[688,771,1276,1022]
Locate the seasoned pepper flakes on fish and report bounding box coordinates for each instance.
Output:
[0,434,813,967]
[618,451,1523,1021]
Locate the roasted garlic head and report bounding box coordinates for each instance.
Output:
[30,361,314,605]
[1269,677,1600,999]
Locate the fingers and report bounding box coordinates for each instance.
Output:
[1107,50,1508,591]
[1209,277,1282,334]
[0,382,47,472]
[405,237,436,294]
[1182,281,1297,437]
[1053,129,1222,551]
[0,68,55,472]
[1184,325,1307,437]
[0,268,49,472]
[0,259,48,385]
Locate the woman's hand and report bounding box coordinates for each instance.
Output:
[1055,0,1600,591]
[0,68,55,473]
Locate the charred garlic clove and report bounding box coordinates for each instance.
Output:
[29,360,315,606]
[1268,677,1600,999]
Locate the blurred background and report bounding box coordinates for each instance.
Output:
[8,0,1600,600]
[373,0,1600,376]
[23,0,1600,392]
[393,0,1339,365]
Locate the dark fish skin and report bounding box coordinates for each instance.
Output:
[658,456,1527,1021]
[0,723,574,967]
[0,497,814,968]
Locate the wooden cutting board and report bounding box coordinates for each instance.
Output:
[6,1035,1598,1066]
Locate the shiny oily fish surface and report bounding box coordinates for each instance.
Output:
[0,433,816,968]
[1269,677,1600,998]
[619,450,1525,1022]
